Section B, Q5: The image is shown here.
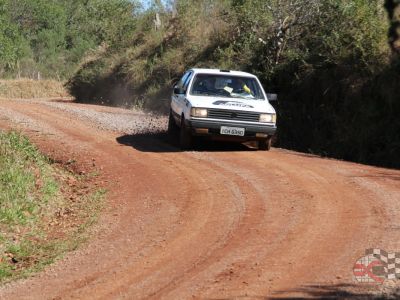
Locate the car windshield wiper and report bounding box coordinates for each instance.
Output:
[194,91,212,96]
[231,94,256,100]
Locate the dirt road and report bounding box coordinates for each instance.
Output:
[0,99,399,299]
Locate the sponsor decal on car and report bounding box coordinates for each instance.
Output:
[212,100,254,108]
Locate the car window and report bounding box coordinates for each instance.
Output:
[190,74,265,100]
[177,72,190,90]
[182,72,193,92]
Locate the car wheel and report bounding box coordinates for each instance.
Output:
[168,110,179,135]
[180,117,193,150]
[258,138,272,151]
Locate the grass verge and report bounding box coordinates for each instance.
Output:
[0,131,104,284]
[0,80,69,99]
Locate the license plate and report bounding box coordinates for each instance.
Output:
[220,126,245,136]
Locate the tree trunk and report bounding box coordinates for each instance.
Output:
[154,12,162,30]
[172,0,178,18]
[385,0,400,54]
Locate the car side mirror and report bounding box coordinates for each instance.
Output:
[174,86,183,95]
[267,93,278,102]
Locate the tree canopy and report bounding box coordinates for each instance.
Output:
[0,0,139,78]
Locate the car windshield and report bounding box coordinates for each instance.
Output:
[190,74,265,100]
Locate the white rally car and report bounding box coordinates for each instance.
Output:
[168,68,277,150]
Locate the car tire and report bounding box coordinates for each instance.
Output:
[180,117,193,150]
[258,138,272,151]
[168,110,179,135]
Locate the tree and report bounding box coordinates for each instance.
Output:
[385,0,400,54]
[0,0,27,75]
[0,0,140,78]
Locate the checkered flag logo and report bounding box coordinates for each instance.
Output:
[366,248,400,280]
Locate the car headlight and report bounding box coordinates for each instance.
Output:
[191,108,208,118]
[260,113,277,123]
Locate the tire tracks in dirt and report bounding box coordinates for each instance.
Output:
[0,99,399,299]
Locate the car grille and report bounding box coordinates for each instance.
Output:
[208,109,260,122]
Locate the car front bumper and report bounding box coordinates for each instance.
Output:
[188,118,277,140]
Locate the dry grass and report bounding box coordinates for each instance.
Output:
[0,79,69,99]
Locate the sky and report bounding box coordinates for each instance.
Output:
[141,0,151,9]
[141,0,171,10]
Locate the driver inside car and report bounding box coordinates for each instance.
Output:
[193,77,216,94]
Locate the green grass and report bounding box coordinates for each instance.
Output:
[0,131,105,283]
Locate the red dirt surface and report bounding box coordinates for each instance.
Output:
[0,99,399,299]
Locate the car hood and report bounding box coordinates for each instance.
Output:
[188,95,276,114]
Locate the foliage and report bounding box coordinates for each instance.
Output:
[0,0,139,79]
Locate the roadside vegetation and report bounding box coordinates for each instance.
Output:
[0,131,104,283]
[0,0,138,79]
[0,80,68,99]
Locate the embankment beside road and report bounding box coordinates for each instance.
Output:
[0,130,103,284]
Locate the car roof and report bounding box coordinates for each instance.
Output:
[189,68,257,77]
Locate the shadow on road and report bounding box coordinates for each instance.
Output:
[116,131,257,153]
[268,284,399,300]
[208,284,399,300]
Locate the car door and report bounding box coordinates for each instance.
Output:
[172,71,193,119]
[171,71,190,117]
